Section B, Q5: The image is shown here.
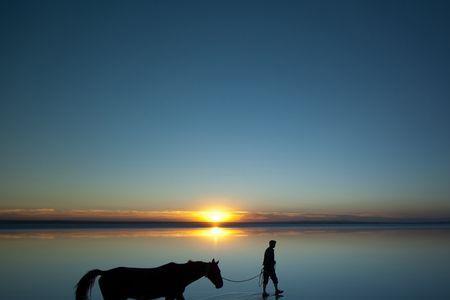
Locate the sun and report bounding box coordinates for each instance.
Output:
[201,210,232,223]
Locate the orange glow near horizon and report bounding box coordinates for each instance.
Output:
[2,207,442,223]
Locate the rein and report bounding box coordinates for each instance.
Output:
[222,268,263,286]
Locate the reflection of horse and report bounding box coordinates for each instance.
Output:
[76,259,223,300]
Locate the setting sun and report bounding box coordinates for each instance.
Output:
[200,210,232,223]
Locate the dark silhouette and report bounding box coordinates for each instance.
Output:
[262,240,283,297]
[75,259,223,300]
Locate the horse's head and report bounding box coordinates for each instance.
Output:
[206,259,223,289]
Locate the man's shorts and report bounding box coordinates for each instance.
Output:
[263,267,278,284]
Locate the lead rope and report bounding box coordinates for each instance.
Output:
[222,268,264,286]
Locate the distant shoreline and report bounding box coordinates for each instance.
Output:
[1,219,449,229]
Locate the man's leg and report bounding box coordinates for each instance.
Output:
[262,269,270,297]
[271,270,283,294]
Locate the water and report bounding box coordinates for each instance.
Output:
[1,225,450,300]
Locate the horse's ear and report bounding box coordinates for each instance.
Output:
[216,260,219,265]
[212,258,215,263]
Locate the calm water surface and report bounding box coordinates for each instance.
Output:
[1,225,449,300]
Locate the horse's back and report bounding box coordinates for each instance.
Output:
[105,262,178,277]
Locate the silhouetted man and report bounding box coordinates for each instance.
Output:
[262,240,283,297]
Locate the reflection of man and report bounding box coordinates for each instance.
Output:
[262,240,283,297]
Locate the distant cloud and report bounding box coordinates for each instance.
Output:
[0,208,57,217]
[0,208,201,221]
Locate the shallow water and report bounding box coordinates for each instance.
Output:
[1,225,450,300]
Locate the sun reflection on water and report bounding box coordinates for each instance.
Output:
[0,227,247,240]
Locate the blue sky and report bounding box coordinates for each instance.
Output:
[1,0,450,219]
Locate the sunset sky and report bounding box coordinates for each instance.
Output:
[1,1,450,221]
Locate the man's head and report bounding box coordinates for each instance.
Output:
[269,240,276,248]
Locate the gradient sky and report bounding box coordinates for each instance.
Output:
[1,0,450,220]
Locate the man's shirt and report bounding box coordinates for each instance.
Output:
[263,247,275,268]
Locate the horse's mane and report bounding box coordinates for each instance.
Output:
[186,260,209,272]
[187,260,207,265]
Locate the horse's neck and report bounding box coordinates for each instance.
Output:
[181,262,207,286]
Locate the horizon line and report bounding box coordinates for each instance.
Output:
[2,219,450,227]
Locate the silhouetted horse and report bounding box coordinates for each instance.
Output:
[75,259,223,300]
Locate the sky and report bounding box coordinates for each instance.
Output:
[1,0,450,221]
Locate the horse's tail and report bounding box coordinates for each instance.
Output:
[75,269,103,300]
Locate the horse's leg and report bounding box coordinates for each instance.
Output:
[98,277,123,300]
[98,277,110,300]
